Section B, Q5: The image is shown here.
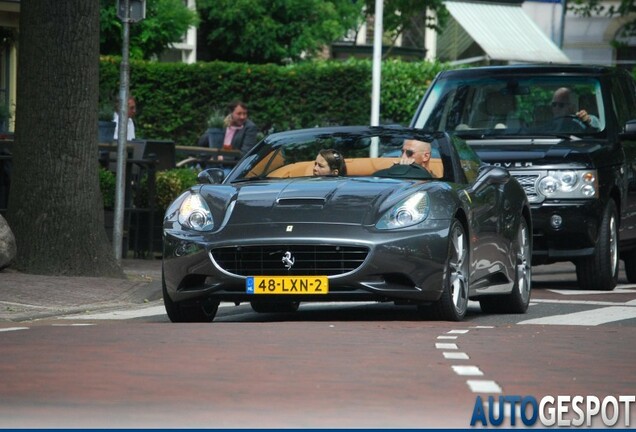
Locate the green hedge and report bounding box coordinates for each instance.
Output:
[100,56,451,147]
[98,58,450,211]
[99,166,199,213]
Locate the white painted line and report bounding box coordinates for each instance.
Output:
[435,343,458,350]
[547,288,636,295]
[518,306,636,326]
[443,352,469,360]
[452,365,483,376]
[532,298,632,306]
[0,327,29,332]
[61,305,167,320]
[467,380,502,393]
[447,329,469,334]
[437,335,458,340]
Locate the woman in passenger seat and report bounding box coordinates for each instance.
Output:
[313,149,347,176]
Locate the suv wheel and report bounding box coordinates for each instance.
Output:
[576,201,619,291]
[623,251,636,283]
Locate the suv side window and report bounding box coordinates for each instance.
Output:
[612,73,636,128]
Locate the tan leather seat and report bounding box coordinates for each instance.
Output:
[268,157,444,178]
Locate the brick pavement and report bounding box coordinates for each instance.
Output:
[0,259,162,322]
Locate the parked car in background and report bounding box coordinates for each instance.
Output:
[162,126,532,322]
[411,64,636,291]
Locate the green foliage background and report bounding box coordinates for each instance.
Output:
[100,57,451,147]
[98,57,451,208]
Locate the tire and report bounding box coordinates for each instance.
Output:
[250,300,300,314]
[480,217,532,314]
[162,275,218,322]
[421,219,469,321]
[575,201,619,291]
[624,251,636,283]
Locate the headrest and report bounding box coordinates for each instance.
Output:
[485,92,516,117]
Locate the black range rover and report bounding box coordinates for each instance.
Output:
[411,64,636,291]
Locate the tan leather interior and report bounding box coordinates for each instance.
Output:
[268,157,444,178]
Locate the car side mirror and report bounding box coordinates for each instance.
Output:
[620,119,636,139]
[198,168,225,184]
[470,165,510,193]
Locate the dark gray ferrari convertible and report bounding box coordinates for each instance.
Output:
[162,126,532,322]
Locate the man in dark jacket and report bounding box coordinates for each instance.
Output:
[198,100,259,156]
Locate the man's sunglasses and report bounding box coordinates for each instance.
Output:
[402,149,430,157]
[401,149,417,157]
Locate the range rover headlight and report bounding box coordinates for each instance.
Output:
[538,170,598,199]
[558,170,578,191]
[377,192,430,230]
[538,176,560,196]
[178,192,214,231]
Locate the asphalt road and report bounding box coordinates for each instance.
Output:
[0,262,634,428]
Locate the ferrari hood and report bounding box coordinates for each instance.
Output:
[214,177,419,226]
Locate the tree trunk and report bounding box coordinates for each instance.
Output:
[6,0,123,277]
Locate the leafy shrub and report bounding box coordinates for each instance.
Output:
[155,168,198,211]
[99,167,116,209]
[99,57,453,147]
[135,167,199,212]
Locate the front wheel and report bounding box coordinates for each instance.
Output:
[421,219,469,321]
[575,201,619,291]
[162,276,218,322]
[480,217,532,314]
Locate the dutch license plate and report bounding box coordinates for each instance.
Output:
[246,276,329,294]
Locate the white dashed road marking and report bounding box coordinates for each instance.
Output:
[443,352,469,360]
[436,342,458,350]
[467,380,502,393]
[436,329,503,396]
[452,365,484,376]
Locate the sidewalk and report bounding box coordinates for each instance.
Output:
[0,259,163,322]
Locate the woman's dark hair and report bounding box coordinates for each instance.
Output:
[319,148,347,175]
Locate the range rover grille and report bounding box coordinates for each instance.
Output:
[211,245,369,276]
[513,174,541,203]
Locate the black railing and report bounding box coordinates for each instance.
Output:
[2,141,163,259]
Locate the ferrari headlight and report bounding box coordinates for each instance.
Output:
[377,192,430,230]
[538,170,597,199]
[178,193,214,231]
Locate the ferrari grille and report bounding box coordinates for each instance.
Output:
[211,245,369,276]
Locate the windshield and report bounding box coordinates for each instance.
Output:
[225,128,481,184]
[412,75,604,138]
